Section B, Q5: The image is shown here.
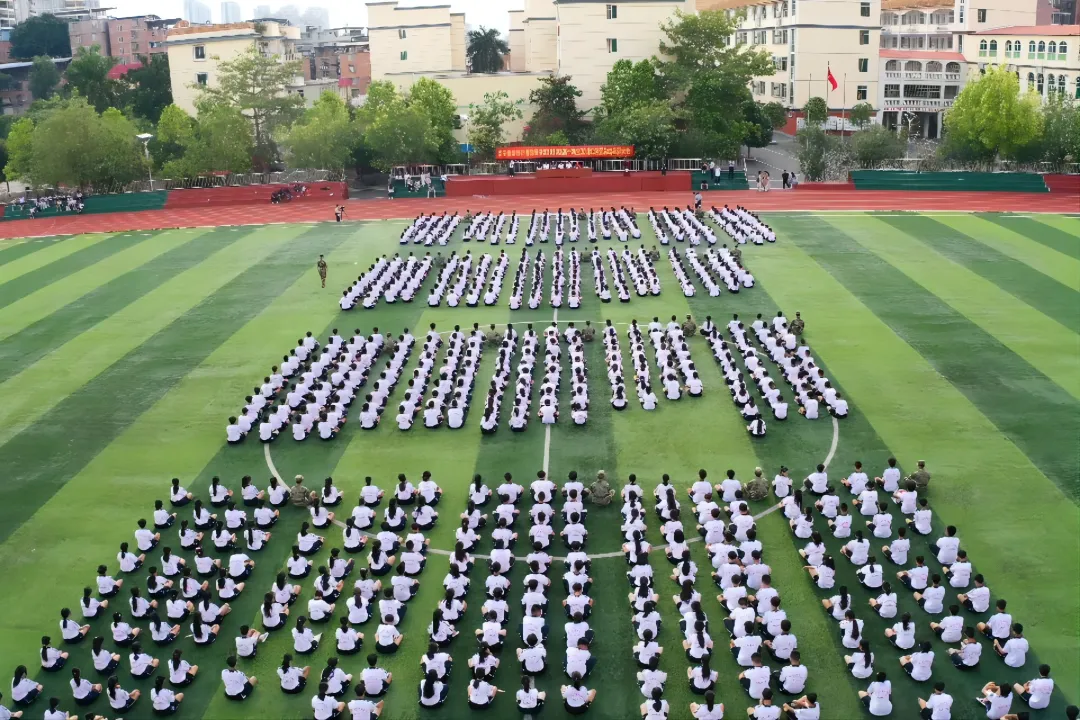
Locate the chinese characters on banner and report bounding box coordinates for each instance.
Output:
[495,145,636,161]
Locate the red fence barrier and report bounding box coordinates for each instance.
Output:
[445,172,689,197]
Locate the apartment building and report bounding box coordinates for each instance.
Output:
[165,19,303,114]
[700,0,881,124]
[298,26,371,99]
[967,24,1079,99]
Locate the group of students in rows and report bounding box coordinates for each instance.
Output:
[637,317,704,403]
[399,212,460,247]
[340,252,435,310]
[601,320,651,412]
[649,206,718,247]
[229,328,395,443]
[683,246,756,296]
[740,313,848,421]
[708,206,777,246]
[702,322,775,436]
[394,325,482,431]
[508,248,546,311]
[425,250,476,308]
[463,211,514,245]
[778,460,1057,719]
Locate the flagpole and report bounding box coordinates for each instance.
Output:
[843,73,847,141]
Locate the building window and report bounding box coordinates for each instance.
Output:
[988,39,997,56]
[957,35,963,52]
[1028,71,1036,91]
[943,85,959,99]
[856,85,868,100]
[884,83,900,98]
[398,28,406,39]
[606,4,617,19]
[860,1,870,15]
[194,45,205,60]
[859,30,870,45]
[858,58,868,72]
[903,84,941,99]
[607,38,618,53]
[1037,73,1044,93]
[132,43,139,51]
[977,8,986,22]
[196,72,208,85]
[400,50,408,60]
[1058,74,1067,94]
[979,39,987,56]
[1075,77,1080,99]
[1058,41,1068,59]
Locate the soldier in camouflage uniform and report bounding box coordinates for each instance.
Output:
[743,468,770,501]
[581,321,596,342]
[681,314,697,337]
[434,252,447,270]
[726,244,742,265]
[589,471,614,506]
[790,312,805,336]
[486,323,503,347]
[908,461,931,491]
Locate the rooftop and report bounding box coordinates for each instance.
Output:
[973,24,1080,36]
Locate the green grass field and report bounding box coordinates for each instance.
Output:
[0,211,1076,720]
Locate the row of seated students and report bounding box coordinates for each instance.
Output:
[622,246,663,296]
[622,321,660,410]
[685,247,755,295]
[426,250,473,308]
[743,313,848,420]
[650,207,718,246]
[783,460,1053,718]
[508,249,547,311]
[227,330,384,443]
[668,247,699,297]
[395,326,482,430]
[709,206,777,246]
[400,212,459,246]
[641,317,703,401]
[341,253,434,310]
[703,326,773,436]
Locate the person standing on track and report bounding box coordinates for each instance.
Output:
[335,206,346,223]
[317,256,328,289]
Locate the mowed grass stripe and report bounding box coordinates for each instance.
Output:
[933,215,1080,290]
[787,215,1080,502]
[0,232,149,309]
[0,236,69,267]
[0,225,316,544]
[1031,213,1080,240]
[878,215,1080,334]
[0,226,267,448]
[759,217,1080,702]
[0,222,363,672]
[828,215,1080,400]
[982,214,1080,259]
[0,233,111,284]
[0,229,221,379]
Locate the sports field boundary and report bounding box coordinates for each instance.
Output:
[1,190,1078,240]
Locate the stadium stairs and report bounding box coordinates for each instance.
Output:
[850,170,1049,193]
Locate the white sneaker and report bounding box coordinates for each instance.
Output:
[259,633,269,643]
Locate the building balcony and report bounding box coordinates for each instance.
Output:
[881,97,955,110]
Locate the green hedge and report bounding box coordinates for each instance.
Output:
[691,171,749,190]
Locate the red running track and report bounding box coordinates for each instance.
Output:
[0,189,1076,239]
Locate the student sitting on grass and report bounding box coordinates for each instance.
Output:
[220,656,256,701]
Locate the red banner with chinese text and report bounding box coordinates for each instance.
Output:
[496,145,635,161]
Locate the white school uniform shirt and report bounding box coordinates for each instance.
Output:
[222,668,249,697]
[130,650,155,675]
[858,563,883,588]
[169,659,193,684]
[948,561,972,588]
[850,650,875,679]
[938,614,964,643]
[924,692,953,720]
[109,687,133,709]
[965,585,991,613]
[832,514,852,539]
[1001,636,1029,668]
[779,664,808,694]
[744,665,771,699]
[913,508,933,534]
[693,702,725,720]
[921,585,945,614]
[982,691,1013,720]
[1025,676,1053,709]
[152,686,177,711]
[866,679,892,716]
[752,706,781,720]
[909,649,934,681]
[958,640,982,666]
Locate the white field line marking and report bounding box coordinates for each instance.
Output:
[262,359,841,561]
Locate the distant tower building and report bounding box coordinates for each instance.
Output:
[253,4,270,18]
[183,0,211,24]
[220,1,241,22]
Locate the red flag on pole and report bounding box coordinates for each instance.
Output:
[827,66,838,91]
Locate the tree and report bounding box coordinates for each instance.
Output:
[196,46,305,161]
[804,96,828,126]
[595,100,677,160]
[524,75,587,144]
[364,103,438,170]
[152,103,196,169]
[762,102,787,131]
[851,124,905,168]
[28,56,61,101]
[467,90,523,161]
[944,65,1042,161]
[64,46,121,114]
[796,126,835,181]
[282,91,360,170]
[599,59,664,118]
[466,26,509,74]
[0,141,8,191]
[1037,92,1079,170]
[849,102,874,129]
[160,101,254,177]
[409,77,460,164]
[654,10,774,159]
[123,54,174,123]
[3,117,33,182]
[741,101,773,156]
[9,14,71,60]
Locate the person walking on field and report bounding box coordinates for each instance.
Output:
[317,255,328,289]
